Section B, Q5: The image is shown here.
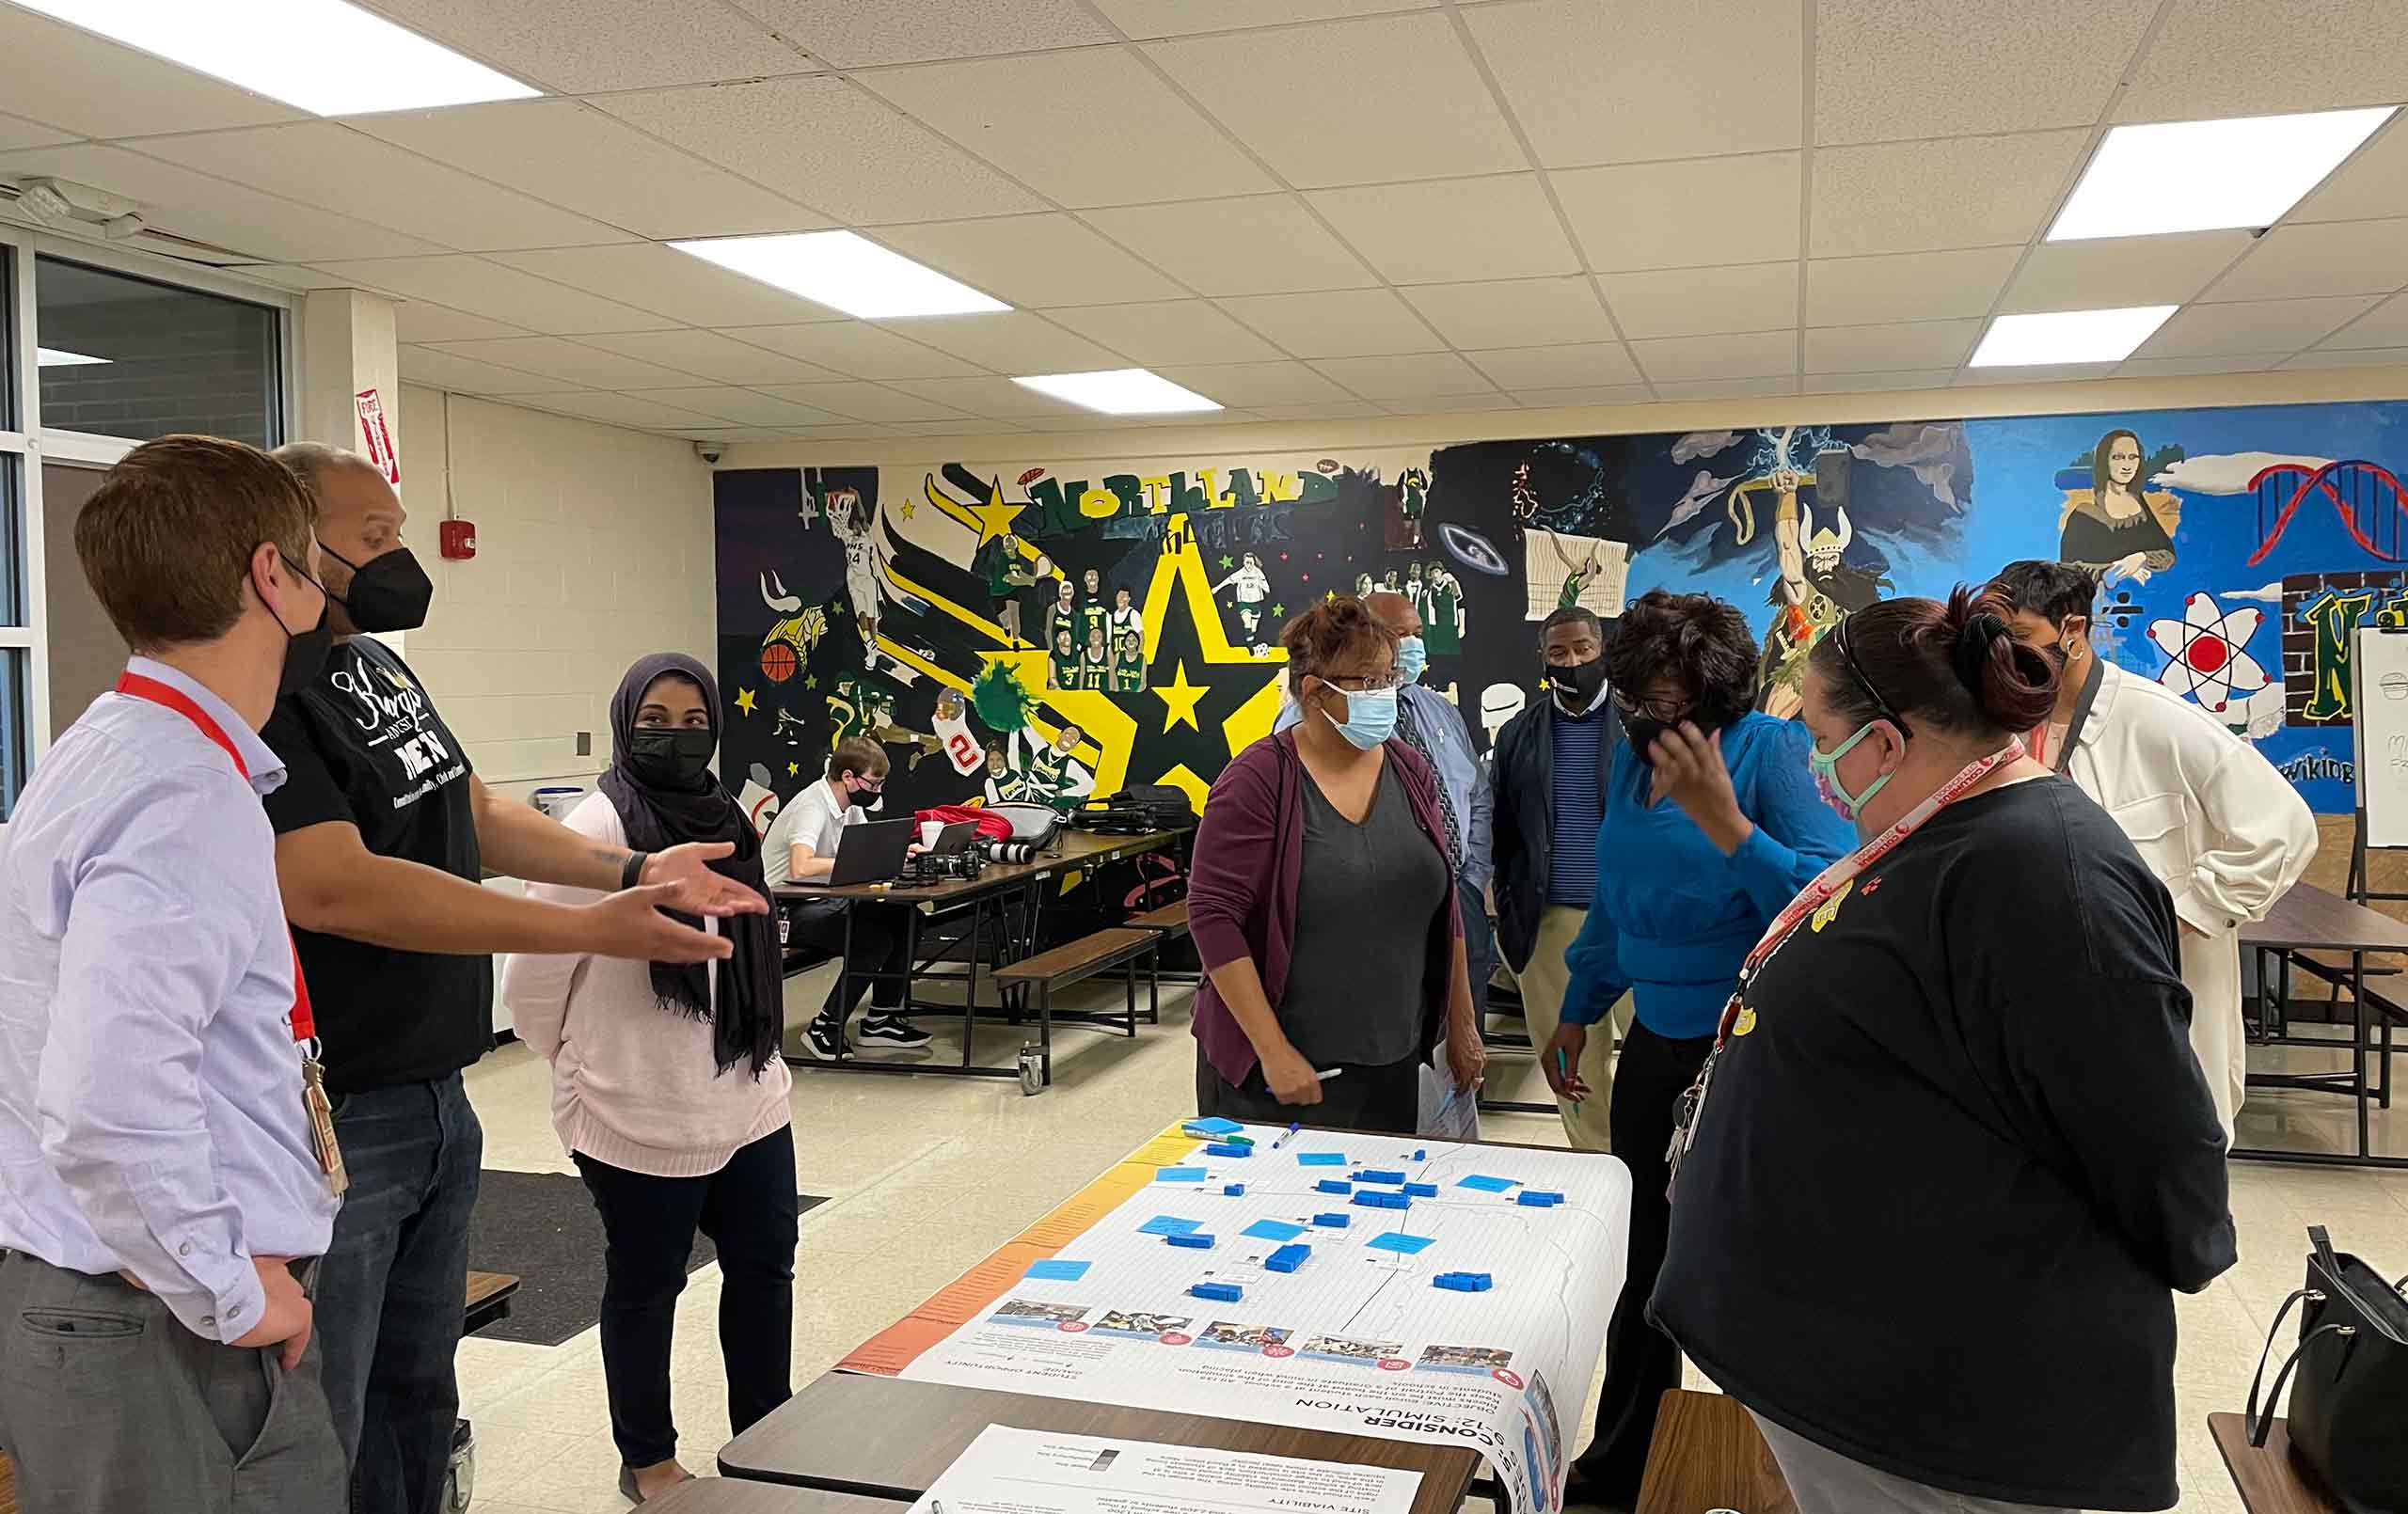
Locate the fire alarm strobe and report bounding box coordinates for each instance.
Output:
[438,519,477,560]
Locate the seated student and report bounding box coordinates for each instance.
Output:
[503,654,796,1505]
[1188,597,1484,1133]
[763,738,928,1058]
[1655,590,2234,1514]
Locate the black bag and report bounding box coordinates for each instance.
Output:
[1070,784,1196,834]
[2246,1224,2408,1513]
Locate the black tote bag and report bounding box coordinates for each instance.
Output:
[2246,1225,2408,1513]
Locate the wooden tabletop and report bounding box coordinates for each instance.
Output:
[2241,882,2408,954]
[2208,1413,2345,1513]
[772,828,1188,907]
[646,1479,903,1513]
[718,1372,1477,1514]
[1635,1390,1796,1514]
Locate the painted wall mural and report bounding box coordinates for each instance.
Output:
[713,399,2407,824]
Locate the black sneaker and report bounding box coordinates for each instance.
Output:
[858,1013,932,1049]
[803,1018,850,1061]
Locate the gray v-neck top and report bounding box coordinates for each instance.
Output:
[1276,755,1450,1067]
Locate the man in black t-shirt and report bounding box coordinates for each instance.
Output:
[262,445,763,1514]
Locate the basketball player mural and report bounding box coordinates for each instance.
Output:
[828,485,884,670]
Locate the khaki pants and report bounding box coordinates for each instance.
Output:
[1517,905,1630,1152]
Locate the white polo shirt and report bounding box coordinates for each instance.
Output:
[761,779,863,886]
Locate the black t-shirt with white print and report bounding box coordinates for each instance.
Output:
[262,635,485,1096]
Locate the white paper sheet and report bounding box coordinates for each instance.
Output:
[909,1425,1423,1514]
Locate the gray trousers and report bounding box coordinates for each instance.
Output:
[1751,1411,2079,1514]
[0,1251,345,1514]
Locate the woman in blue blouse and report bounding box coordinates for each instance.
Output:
[1545,589,1854,1508]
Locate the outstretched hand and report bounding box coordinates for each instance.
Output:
[643,843,769,917]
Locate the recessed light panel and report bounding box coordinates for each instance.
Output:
[2051,109,2396,240]
[1969,307,2178,366]
[670,232,1009,320]
[1012,370,1223,416]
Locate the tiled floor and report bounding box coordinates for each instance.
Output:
[455,973,2408,1514]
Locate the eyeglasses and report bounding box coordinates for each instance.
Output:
[1611,689,1690,724]
[1323,671,1407,693]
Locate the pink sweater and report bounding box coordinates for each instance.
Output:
[500,794,792,1178]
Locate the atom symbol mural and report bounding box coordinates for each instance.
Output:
[2147,591,2270,714]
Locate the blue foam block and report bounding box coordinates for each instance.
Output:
[1353,1169,1407,1185]
[1189,1282,1243,1302]
[1516,1190,1564,1206]
[1403,1182,1438,1198]
[1204,1143,1252,1158]
[1313,1213,1350,1228]
[1413,1148,1427,1160]
[1265,1243,1311,1273]
[1367,1231,1436,1255]
[1316,1178,1353,1194]
[1242,1219,1307,1243]
[1457,1175,1519,1193]
[1023,1259,1090,1281]
[1138,1215,1204,1238]
[1294,1151,1347,1167]
[1167,1233,1214,1250]
[1182,1117,1244,1136]
[1353,1191,1411,1210]
[1223,1183,1245,1197]
[1155,1166,1208,1183]
[1433,1271,1493,1292]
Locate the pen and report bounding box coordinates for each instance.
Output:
[1272,1120,1301,1150]
[1556,1048,1569,1079]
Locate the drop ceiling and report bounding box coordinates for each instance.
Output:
[1,0,2403,447]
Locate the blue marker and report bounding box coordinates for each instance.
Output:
[1272,1121,1301,1151]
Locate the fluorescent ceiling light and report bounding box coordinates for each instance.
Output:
[1013,369,1223,416]
[11,0,539,116]
[1969,307,2178,367]
[36,347,109,366]
[669,231,1007,320]
[2050,107,2396,240]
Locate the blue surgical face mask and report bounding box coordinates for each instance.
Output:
[1807,721,1895,826]
[1395,636,1428,684]
[1321,682,1399,749]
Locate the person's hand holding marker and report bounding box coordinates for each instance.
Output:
[1544,1023,1592,1103]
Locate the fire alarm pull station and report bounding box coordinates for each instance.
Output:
[439,520,477,560]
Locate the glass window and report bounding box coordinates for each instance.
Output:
[0,451,19,629]
[2,242,16,430]
[0,647,24,824]
[35,257,281,448]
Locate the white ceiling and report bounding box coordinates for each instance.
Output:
[2,0,2404,447]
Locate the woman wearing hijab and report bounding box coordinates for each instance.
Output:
[503,654,795,1505]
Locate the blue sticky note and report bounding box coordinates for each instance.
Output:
[1243,1219,1307,1243]
[1024,1259,1090,1281]
[1456,1174,1520,1193]
[1182,1117,1244,1136]
[1155,1166,1208,1183]
[1294,1151,1347,1167]
[1138,1215,1204,1237]
[1367,1232,1436,1255]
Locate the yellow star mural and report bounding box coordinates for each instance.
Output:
[964,473,1025,549]
[1152,659,1209,733]
[786,760,800,778]
[735,687,758,716]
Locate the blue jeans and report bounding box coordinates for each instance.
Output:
[1459,877,1497,1024]
[318,1074,483,1514]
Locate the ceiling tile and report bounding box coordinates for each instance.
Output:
[2203,219,2408,302]
[1816,0,2155,145]
[718,322,983,378]
[885,418,1027,436]
[353,101,831,242]
[1809,132,2088,257]
[1308,352,1495,399]
[2133,296,2381,357]
[311,256,676,333]
[880,312,1126,371]
[424,336,703,387]
[734,0,1113,67]
[2293,117,2408,223]
[354,0,804,91]
[1217,288,1441,357]
[1380,391,1521,415]
[881,376,1089,418]
[1630,330,1796,382]
[759,381,977,421]
[1084,196,1374,295]
[1465,342,1643,388]
[1149,12,1525,188]
[2113,354,2290,378]
[2116,0,2408,121]
[620,387,848,426]
[0,112,75,153]
[1243,400,1391,420]
[1465,0,1799,166]
[2000,231,2252,313]
[1401,277,1615,347]
[1650,375,1800,401]
[873,215,1185,308]
[1150,361,1354,406]
[135,124,625,253]
[1044,301,1284,364]
[1092,0,1430,39]
[747,421,902,439]
[225,264,362,292]
[1554,153,1799,272]
[1599,263,1798,340]
[396,344,555,394]
[1510,384,1656,407]
[2320,293,2408,349]
[0,143,442,263]
[860,49,1275,209]
[510,390,724,429]
[1308,175,1579,284]
[1954,363,2118,385]
[578,329,848,385]
[1800,370,1960,396]
[0,8,300,138]
[1805,248,2020,327]
[393,302,531,344]
[1805,319,1982,373]
[598,77,1045,225]
[489,244,836,326]
[2286,345,2408,369]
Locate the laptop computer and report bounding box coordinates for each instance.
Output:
[927,820,979,855]
[809,816,916,887]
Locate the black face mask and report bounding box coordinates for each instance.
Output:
[1549,655,1608,708]
[626,728,717,790]
[322,543,434,632]
[268,555,332,698]
[1623,714,1670,763]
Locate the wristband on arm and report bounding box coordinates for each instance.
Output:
[620,851,650,891]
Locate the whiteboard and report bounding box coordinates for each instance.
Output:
[2353,627,2408,844]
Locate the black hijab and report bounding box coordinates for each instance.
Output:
[596,653,779,1078]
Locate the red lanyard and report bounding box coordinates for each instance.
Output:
[114,671,316,1046]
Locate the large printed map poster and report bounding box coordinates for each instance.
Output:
[841,1123,1631,1514]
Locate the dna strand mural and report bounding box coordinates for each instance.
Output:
[2246,459,2408,567]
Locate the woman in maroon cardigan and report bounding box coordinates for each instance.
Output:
[1188,598,1484,1132]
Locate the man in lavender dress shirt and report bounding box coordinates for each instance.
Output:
[0,436,343,1511]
